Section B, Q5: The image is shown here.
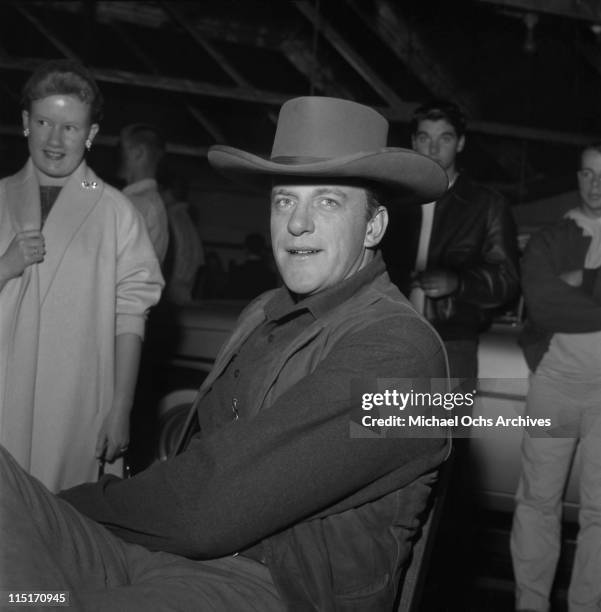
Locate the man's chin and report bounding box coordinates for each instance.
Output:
[281,275,322,298]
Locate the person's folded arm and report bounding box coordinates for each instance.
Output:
[59,314,447,559]
[521,220,601,333]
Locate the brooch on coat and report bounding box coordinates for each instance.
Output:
[81,180,98,189]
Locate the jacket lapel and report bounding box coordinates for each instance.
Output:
[38,162,103,304]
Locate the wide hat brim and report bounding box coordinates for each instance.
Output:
[208,145,448,205]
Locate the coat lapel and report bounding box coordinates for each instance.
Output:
[38,162,104,304]
[4,159,41,233]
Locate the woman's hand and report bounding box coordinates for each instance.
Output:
[0,230,45,284]
[95,403,131,464]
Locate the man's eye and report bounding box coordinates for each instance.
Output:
[36,119,48,127]
[319,198,339,208]
[273,197,293,208]
[581,170,593,180]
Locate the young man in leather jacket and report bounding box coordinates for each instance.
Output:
[382,99,520,379]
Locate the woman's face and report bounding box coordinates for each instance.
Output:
[22,94,99,180]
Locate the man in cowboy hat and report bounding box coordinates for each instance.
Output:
[0,97,449,610]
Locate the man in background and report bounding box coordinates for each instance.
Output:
[120,123,169,264]
[382,99,519,380]
[511,143,601,612]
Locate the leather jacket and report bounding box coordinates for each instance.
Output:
[381,174,520,340]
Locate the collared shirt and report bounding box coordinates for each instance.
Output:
[123,178,169,264]
[199,255,387,433]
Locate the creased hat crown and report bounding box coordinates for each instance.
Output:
[271,97,388,161]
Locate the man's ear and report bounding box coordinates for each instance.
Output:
[364,206,389,248]
[457,134,466,153]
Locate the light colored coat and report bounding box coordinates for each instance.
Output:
[0,159,163,492]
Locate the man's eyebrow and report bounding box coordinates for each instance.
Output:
[271,188,296,197]
[311,187,349,200]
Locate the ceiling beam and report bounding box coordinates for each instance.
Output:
[109,19,227,142]
[1,56,598,146]
[11,2,79,60]
[474,0,601,22]
[159,1,277,125]
[0,57,291,105]
[294,1,413,112]
[31,1,289,48]
[280,37,356,99]
[345,0,478,115]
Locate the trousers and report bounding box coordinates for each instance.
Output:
[0,445,283,611]
[510,371,601,612]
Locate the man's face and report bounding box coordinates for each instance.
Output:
[578,149,601,219]
[270,183,386,297]
[22,94,98,180]
[411,119,464,176]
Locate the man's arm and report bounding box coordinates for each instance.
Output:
[521,220,601,333]
[59,316,447,559]
[453,198,520,308]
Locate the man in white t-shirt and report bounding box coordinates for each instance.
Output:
[512,143,601,612]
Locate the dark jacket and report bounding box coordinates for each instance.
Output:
[382,174,520,340]
[62,264,449,611]
[519,214,601,371]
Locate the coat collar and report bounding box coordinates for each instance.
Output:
[4,159,104,304]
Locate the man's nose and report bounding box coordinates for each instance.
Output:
[428,140,439,156]
[287,201,315,235]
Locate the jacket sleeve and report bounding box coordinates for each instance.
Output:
[521,219,601,333]
[455,195,520,309]
[58,316,447,559]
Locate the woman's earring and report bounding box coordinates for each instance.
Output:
[23,128,30,137]
[85,138,92,151]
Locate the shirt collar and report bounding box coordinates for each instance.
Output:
[123,178,158,196]
[265,251,386,322]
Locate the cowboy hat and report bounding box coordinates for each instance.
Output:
[208,96,448,203]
